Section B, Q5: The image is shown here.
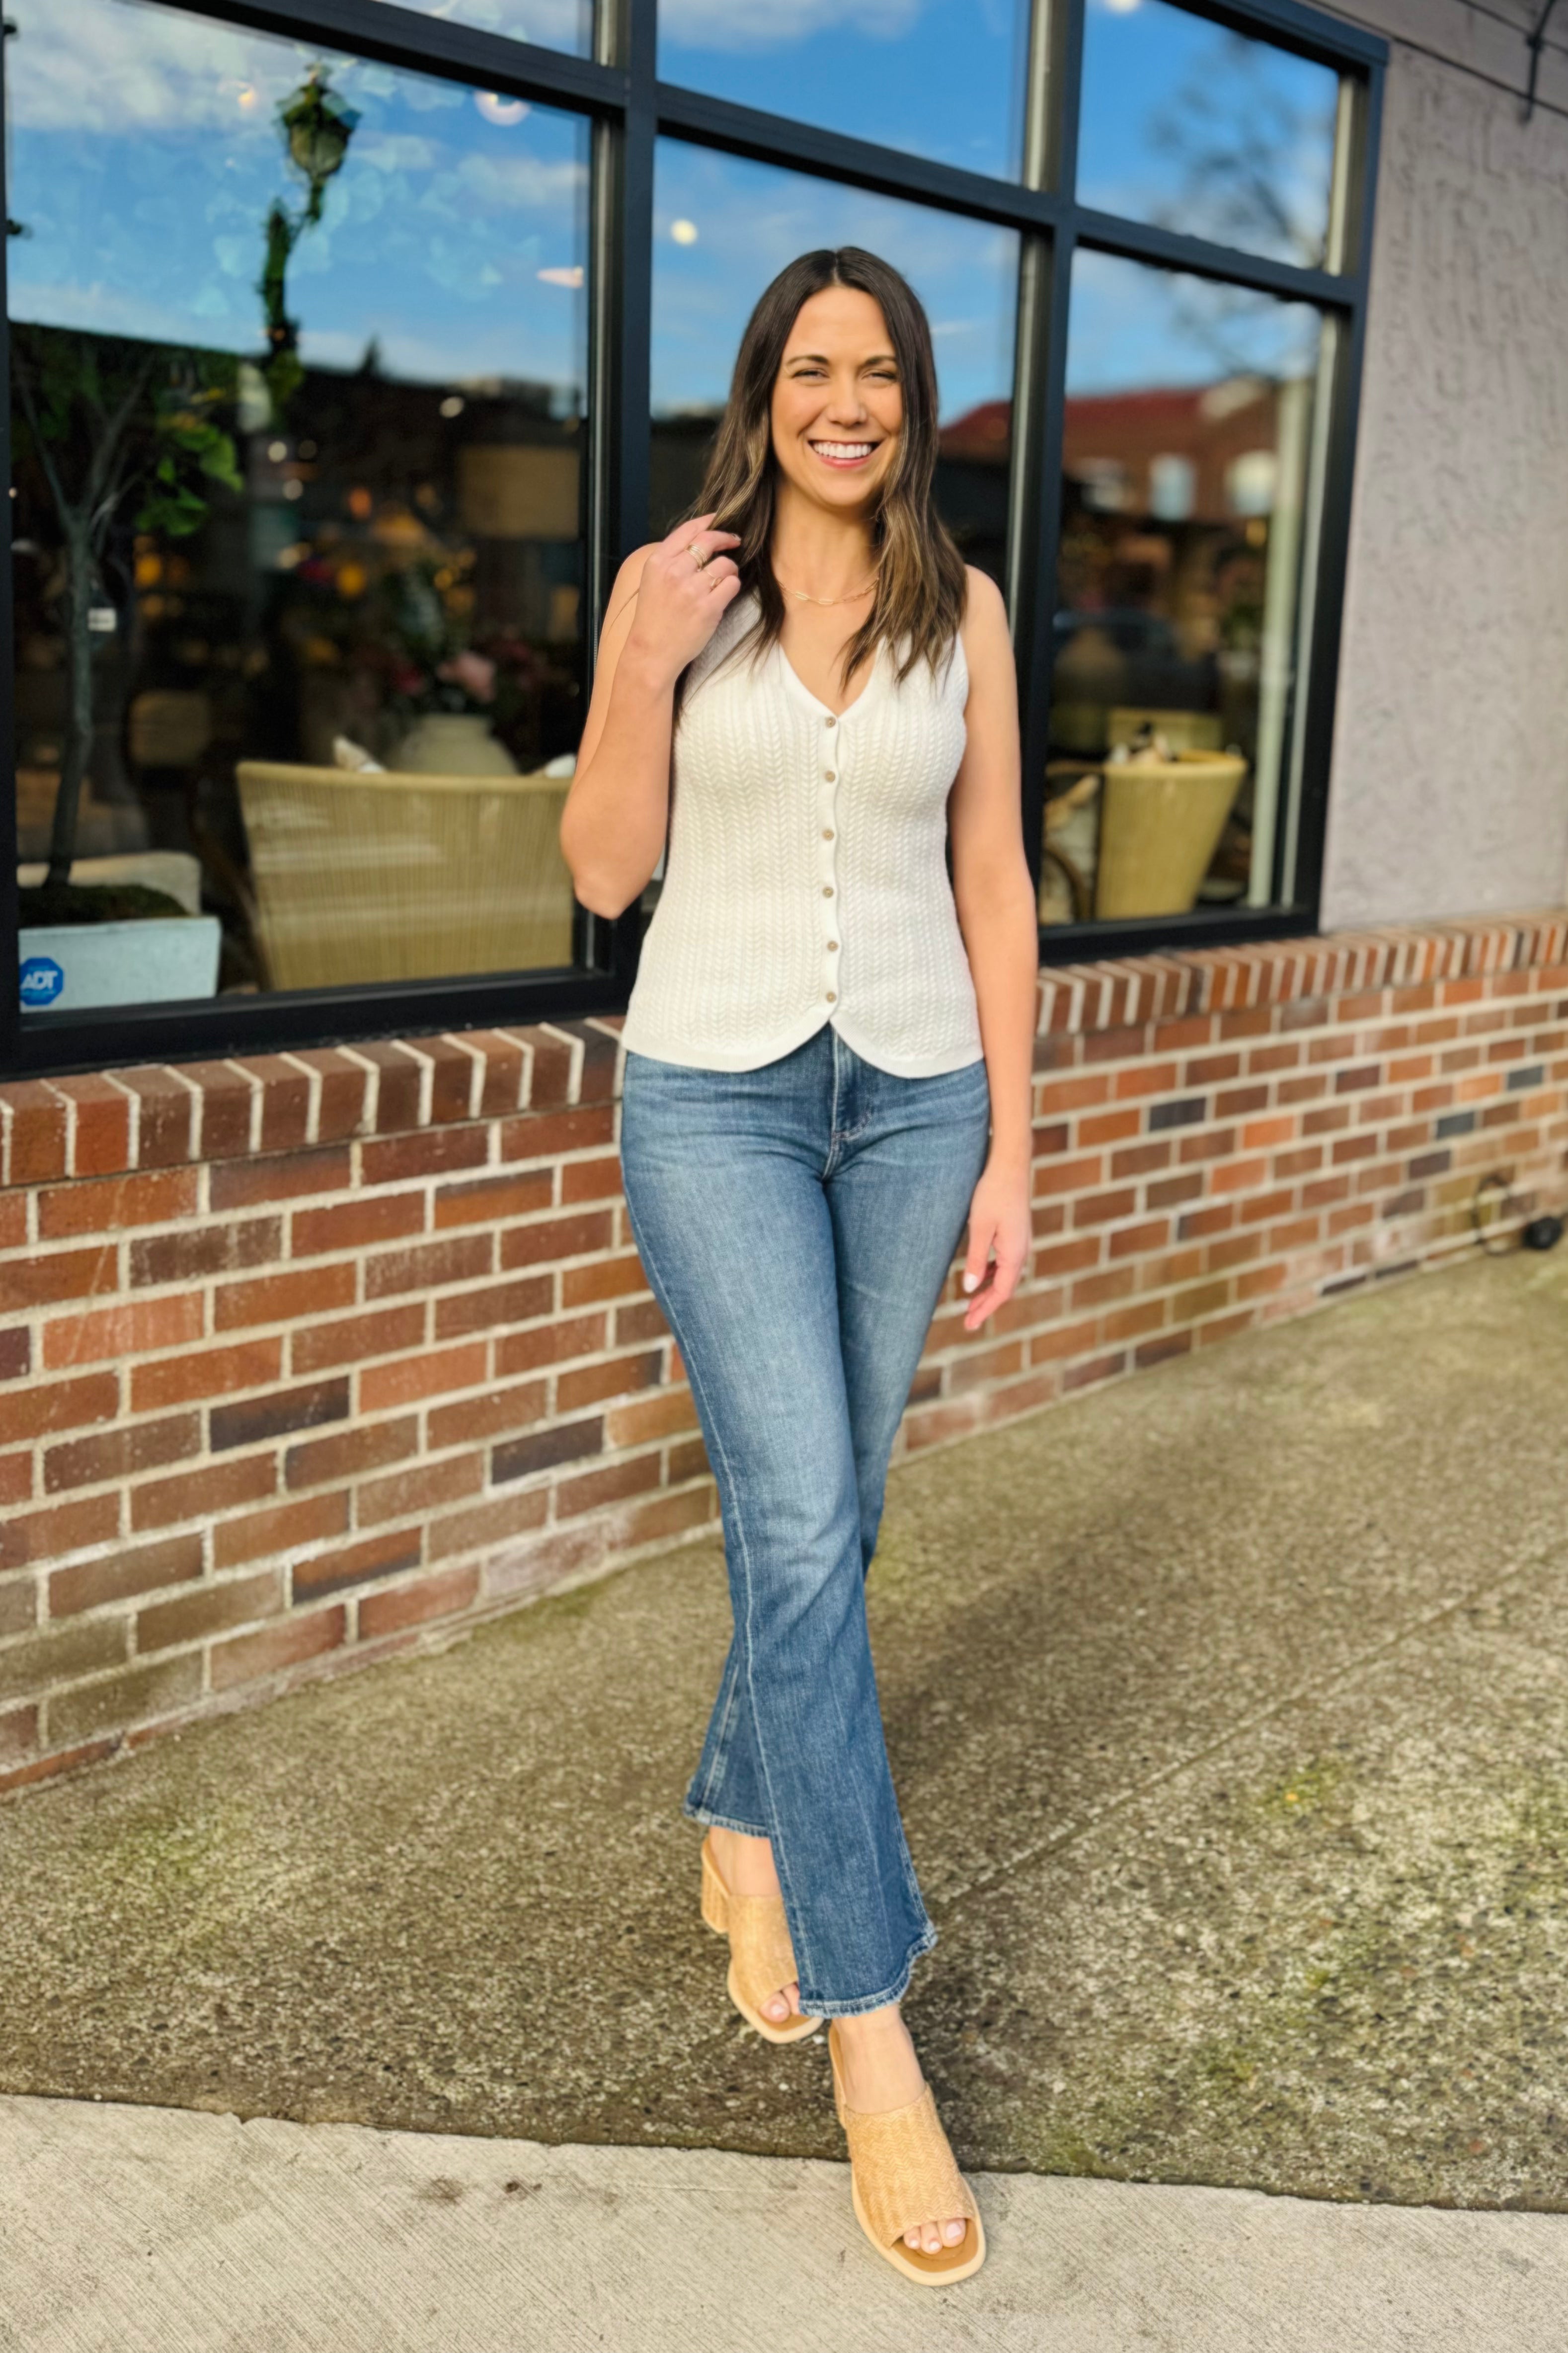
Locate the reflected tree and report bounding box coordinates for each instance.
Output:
[10,327,242,900]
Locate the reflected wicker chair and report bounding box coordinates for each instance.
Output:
[235,761,577,989]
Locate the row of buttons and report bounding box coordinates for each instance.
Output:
[821,713,840,1001]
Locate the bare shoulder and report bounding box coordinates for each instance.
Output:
[601,541,662,644]
[961,563,1009,639]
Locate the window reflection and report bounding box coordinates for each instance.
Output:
[370,0,592,56]
[651,140,1017,590]
[658,0,1030,182]
[1079,0,1341,271]
[1044,252,1322,927]
[10,0,590,1014]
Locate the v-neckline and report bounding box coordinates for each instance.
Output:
[772,630,885,724]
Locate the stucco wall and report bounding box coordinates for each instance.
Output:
[1321,9,1568,927]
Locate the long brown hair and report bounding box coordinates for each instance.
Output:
[674,247,968,724]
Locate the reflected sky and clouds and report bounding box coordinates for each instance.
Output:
[652,141,1019,425]
[368,0,591,54]
[9,0,589,398]
[1068,247,1322,399]
[658,0,1030,181]
[1078,0,1339,269]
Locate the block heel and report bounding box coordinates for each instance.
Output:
[699,1830,820,2045]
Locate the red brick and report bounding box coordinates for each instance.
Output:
[497,1106,616,1165]
[51,1075,132,1177]
[288,1049,370,1142]
[612,1486,718,1551]
[183,1061,257,1159]
[2,1573,38,1635]
[45,1413,200,1494]
[0,1703,38,1768]
[354,1042,424,1132]
[1063,1350,1127,1393]
[0,1452,30,1508]
[131,1338,283,1412]
[293,1529,424,1602]
[0,1371,117,1448]
[1073,1188,1138,1229]
[293,1194,425,1256]
[116,1067,196,1166]
[561,1254,650,1308]
[363,1234,493,1298]
[210,1379,350,1452]
[427,1379,550,1451]
[560,1154,625,1205]
[556,1350,664,1413]
[362,1128,488,1186]
[236,1056,313,1153]
[433,1169,554,1229]
[424,1489,549,1561]
[1134,1329,1193,1370]
[360,1342,488,1413]
[604,1387,700,1447]
[210,1146,352,1211]
[0,1493,120,1571]
[130,1454,277,1534]
[434,1275,553,1339]
[0,1615,128,1704]
[1107,1218,1171,1261]
[212,1492,349,1571]
[285,1416,419,1490]
[137,1569,283,1655]
[210,1606,346,1691]
[215,1263,357,1332]
[43,1293,203,1372]
[359,1563,480,1640]
[49,1534,204,1617]
[357,1454,485,1526]
[494,1313,608,1377]
[291,1304,426,1375]
[2,1082,68,1184]
[130,1218,282,1287]
[46,1652,202,1747]
[37,1167,197,1240]
[0,1195,24,1251]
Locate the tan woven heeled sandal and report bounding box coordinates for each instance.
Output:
[827,2020,986,2285]
[700,1830,821,2044]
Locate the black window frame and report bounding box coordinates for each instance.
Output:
[0,0,1386,1079]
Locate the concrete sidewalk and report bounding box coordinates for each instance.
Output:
[5,2090,1568,2353]
[3,1245,1568,2345]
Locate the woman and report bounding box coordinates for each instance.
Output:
[560,247,1037,2286]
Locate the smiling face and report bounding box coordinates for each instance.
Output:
[769,284,903,517]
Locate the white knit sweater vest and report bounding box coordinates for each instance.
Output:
[620,590,984,1077]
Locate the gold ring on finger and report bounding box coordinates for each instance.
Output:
[690,543,709,570]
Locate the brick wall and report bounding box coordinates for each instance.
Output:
[3,909,1566,1799]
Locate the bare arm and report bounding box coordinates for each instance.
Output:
[559,515,741,918]
[947,564,1039,1331]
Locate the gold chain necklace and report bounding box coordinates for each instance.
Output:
[775,566,880,609]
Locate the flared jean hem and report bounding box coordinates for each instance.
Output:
[683,1796,772,1839]
[795,1922,939,2019]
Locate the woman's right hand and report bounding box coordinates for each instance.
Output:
[623,514,742,685]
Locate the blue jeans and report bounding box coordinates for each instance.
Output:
[618,1023,992,2016]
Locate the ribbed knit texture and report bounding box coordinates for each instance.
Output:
[621,590,985,1076]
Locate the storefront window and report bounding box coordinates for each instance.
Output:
[1078,0,1341,270]
[373,0,593,55]
[9,0,589,1016]
[650,139,1018,590]
[1042,249,1323,927]
[657,0,1032,182]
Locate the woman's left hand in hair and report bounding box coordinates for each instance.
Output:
[959,1155,1031,1331]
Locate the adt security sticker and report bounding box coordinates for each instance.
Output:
[19,956,65,1008]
